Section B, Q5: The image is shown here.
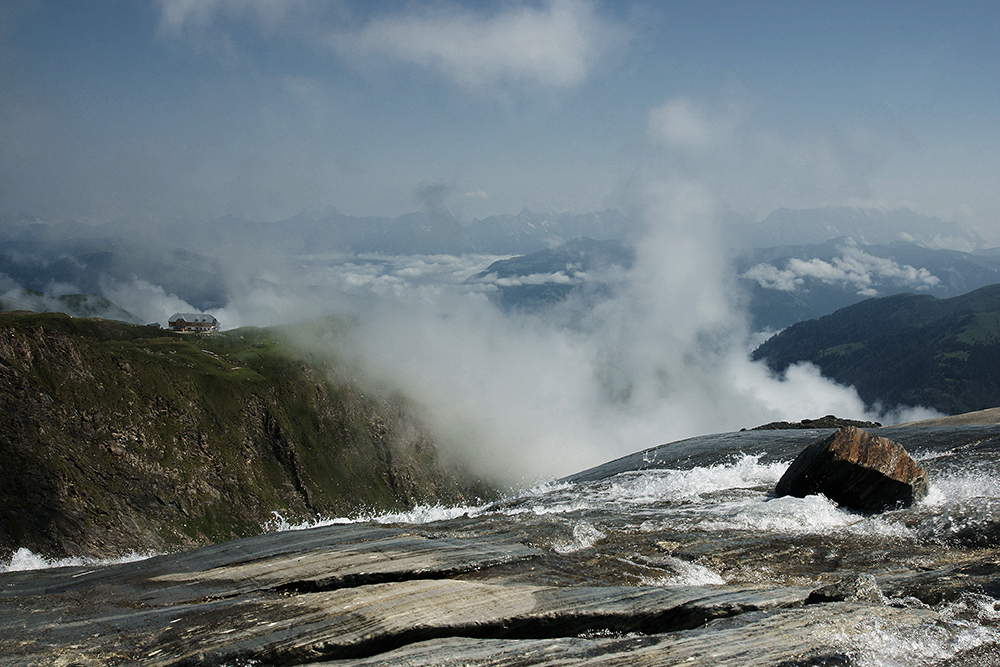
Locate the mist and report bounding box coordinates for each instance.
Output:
[184,180,934,483]
[6,1,979,483]
[0,195,943,483]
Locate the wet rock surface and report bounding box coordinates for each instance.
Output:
[774,426,929,512]
[3,424,1000,665]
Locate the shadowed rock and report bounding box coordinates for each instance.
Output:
[774,426,929,512]
[744,414,882,431]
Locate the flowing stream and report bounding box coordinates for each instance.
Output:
[4,425,1000,666]
[279,426,1000,665]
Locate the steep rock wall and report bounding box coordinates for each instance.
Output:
[0,312,490,559]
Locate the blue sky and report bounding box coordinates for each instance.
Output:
[2,0,999,229]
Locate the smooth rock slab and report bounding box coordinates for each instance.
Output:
[6,424,1000,666]
[314,602,953,667]
[774,426,929,512]
[0,523,810,667]
[0,571,810,666]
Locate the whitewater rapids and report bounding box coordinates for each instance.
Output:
[4,425,1000,666]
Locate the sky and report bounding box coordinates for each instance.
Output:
[0,1,988,480]
[2,0,1000,230]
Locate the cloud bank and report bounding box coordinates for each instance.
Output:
[332,0,622,89]
[742,241,941,296]
[157,0,624,91]
[648,97,737,151]
[9,209,940,483]
[647,96,909,221]
[157,0,316,40]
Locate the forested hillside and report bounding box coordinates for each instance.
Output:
[752,284,1000,415]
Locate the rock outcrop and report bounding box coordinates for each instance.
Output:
[1,505,996,667]
[745,414,882,431]
[0,522,930,667]
[0,312,492,560]
[774,426,929,512]
[5,424,1000,666]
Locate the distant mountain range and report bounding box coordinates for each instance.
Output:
[2,204,980,259]
[1,205,995,332]
[468,232,1000,331]
[101,207,635,257]
[737,207,984,249]
[0,245,229,314]
[752,284,1000,415]
[0,209,632,314]
[468,237,634,311]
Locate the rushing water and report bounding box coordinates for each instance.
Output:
[170,426,995,665]
[5,425,1000,665]
[343,426,1000,665]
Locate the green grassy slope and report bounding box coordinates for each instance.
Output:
[0,312,493,559]
[752,284,1000,415]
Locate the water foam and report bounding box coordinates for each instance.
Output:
[700,493,857,533]
[552,520,605,554]
[262,480,579,533]
[843,597,1000,667]
[638,555,726,586]
[263,501,491,533]
[0,547,155,573]
[600,454,787,504]
[922,470,1000,507]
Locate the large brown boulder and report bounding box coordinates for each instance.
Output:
[774,426,929,512]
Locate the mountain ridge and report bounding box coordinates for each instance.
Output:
[0,312,492,560]
[752,284,1000,415]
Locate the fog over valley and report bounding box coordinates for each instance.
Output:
[2,201,963,480]
[4,1,999,480]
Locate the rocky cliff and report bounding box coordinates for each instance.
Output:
[0,312,491,560]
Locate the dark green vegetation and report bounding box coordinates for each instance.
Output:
[752,284,1000,415]
[0,312,493,560]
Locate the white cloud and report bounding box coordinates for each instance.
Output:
[84,213,935,482]
[98,278,197,326]
[157,0,219,37]
[645,96,911,220]
[741,242,941,295]
[333,0,624,89]
[312,179,909,482]
[741,263,802,292]
[157,0,625,93]
[493,271,577,287]
[648,97,729,150]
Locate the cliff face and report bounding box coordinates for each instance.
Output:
[0,312,491,559]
